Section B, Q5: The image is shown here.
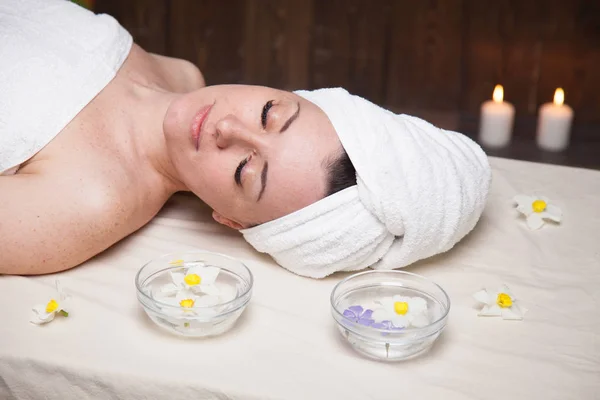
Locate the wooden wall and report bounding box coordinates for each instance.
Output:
[95,0,600,147]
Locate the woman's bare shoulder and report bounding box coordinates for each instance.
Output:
[0,162,168,274]
[107,43,204,94]
[0,169,123,274]
[149,52,206,92]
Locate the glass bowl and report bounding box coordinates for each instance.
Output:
[135,250,253,337]
[330,270,450,361]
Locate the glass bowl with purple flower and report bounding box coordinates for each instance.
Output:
[135,250,253,338]
[330,270,450,361]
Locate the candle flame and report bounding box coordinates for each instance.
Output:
[554,88,565,106]
[493,85,504,103]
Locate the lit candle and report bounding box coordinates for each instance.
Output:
[536,88,574,152]
[478,85,515,148]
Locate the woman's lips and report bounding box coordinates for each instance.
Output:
[191,104,213,151]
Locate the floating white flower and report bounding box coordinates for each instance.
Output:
[371,295,430,328]
[153,261,223,323]
[473,285,525,320]
[513,194,562,230]
[160,262,220,297]
[30,280,70,325]
[158,289,219,319]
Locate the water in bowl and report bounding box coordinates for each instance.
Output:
[334,283,448,361]
[336,284,446,325]
[141,266,245,304]
[138,263,250,337]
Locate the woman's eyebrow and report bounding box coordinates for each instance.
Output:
[256,102,298,202]
[279,102,300,133]
[256,161,269,202]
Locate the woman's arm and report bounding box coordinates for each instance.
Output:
[0,172,145,275]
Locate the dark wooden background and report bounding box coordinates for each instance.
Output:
[94,0,600,169]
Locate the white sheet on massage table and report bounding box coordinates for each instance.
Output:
[1,157,599,400]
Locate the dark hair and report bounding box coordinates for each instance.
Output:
[324,149,357,197]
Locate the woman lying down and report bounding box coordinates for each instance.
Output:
[0,0,491,278]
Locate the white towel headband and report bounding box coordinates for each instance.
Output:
[240,88,491,278]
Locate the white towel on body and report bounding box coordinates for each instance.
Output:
[241,88,491,278]
[0,0,132,174]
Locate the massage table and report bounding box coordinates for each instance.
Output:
[1,157,599,400]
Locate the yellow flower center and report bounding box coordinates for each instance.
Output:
[45,299,59,313]
[532,200,547,213]
[183,273,201,286]
[179,298,195,308]
[393,301,409,315]
[496,293,513,308]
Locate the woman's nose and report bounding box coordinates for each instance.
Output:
[214,115,265,150]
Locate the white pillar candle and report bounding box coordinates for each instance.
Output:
[536,88,574,152]
[478,85,515,148]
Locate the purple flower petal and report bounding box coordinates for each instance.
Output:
[343,305,377,327]
[371,321,388,329]
[357,317,375,326]
[347,305,364,314]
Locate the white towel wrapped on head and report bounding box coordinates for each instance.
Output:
[241,88,491,278]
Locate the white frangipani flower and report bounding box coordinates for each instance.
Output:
[158,289,220,319]
[160,262,220,297]
[473,284,526,320]
[152,261,223,325]
[514,194,562,230]
[371,295,430,328]
[30,280,70,325]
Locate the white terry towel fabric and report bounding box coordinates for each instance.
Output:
[241,88,491,278]
[0,0,132,174]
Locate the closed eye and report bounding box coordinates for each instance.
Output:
[234,157,249,186]
[261,100,274,129]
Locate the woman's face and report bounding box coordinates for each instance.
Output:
[163,85,341,229]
